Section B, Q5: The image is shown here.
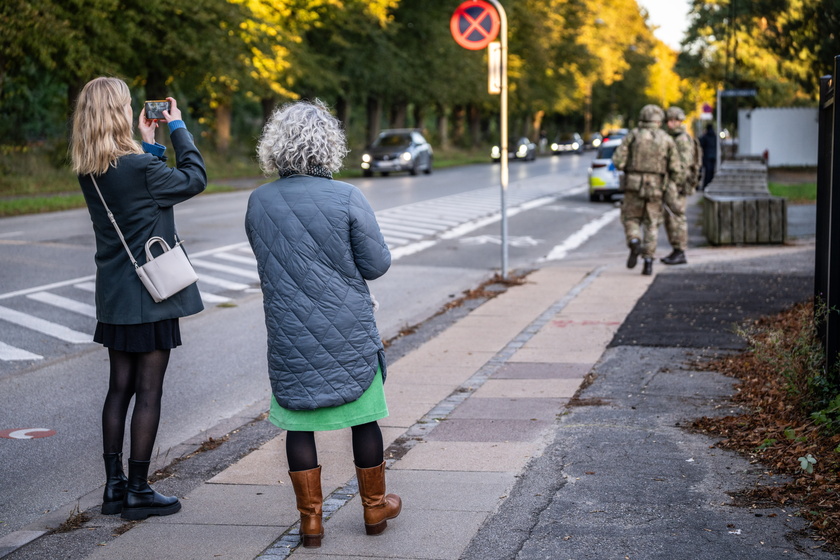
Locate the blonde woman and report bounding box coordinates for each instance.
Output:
[70,77,206,520]
[245,100,401,548]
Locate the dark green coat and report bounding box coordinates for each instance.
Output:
[78,128,206,325]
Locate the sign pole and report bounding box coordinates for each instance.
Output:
[449,0,506,277]
[715,88,722,173]
[487,0,508,279]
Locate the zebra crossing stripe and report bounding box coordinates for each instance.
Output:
[0,341,43,361]
[214,253,258,266]
[189,259,260,281]
[27,292,97,318]
[197,274,250,291]
[0,305,91,343]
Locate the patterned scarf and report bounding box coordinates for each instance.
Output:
[278,164,333,179]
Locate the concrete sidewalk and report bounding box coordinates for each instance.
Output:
[2,199,827,560]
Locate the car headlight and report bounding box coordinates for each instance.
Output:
[517,146,527,156]
[550,143,558,151]
[491,147,500,157]
[572,142,579,150]
[362,154,371,163]
[401,152,412,162]
[592,139,601,147]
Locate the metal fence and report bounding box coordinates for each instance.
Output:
[816,56,840,376]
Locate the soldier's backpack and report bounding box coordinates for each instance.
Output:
[681,132,703,195]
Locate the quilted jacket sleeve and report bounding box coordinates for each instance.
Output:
[348,187,391,280]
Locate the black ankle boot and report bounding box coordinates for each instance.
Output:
[660,250,687,265]
[121,459,181,520]
[102,453,127,515]
[642,258,653,276]
[626,238,641,269]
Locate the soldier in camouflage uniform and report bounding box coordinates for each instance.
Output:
[612,105,683,276]
[661,106,696,265]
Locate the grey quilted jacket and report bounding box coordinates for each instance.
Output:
[245,175,391,411]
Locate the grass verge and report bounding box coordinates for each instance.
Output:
[768,182,817,203]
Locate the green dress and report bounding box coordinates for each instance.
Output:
[269,368,388,431]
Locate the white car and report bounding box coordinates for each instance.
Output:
[587,138,624,202]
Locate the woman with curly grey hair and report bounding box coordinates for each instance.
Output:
[245,99,401,547]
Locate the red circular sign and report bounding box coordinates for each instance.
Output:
[450,0,501,51]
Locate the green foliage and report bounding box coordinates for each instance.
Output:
[798,453,817,474]
[756,438,778,451]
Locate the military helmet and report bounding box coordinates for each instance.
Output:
[638,104,664,123]
[666,106,686,121]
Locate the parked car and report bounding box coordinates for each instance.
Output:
[587,138,624,202]
[584,132,603,150]
[361,129,433,177]
[550,132,584,154]
[491,137,537,162]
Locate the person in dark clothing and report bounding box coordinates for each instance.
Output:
[71,77,206,521]
[699,124,718,189]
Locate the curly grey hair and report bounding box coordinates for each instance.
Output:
[257,99,348,176]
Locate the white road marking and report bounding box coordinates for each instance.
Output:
[0,305,91,343]
[0,342,42,361]
[27,292,97,318]
[543,208,620,261]
[197,274,250,291]
[214,252,258,266]
[189,259,260,280]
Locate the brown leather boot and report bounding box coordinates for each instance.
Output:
[288,466,324,548]
[355,461,402,535]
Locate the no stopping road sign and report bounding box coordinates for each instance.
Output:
[450,0,501,50]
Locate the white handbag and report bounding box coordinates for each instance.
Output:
[90,175,199,303]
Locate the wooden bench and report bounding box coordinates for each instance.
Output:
[702,159,787,245]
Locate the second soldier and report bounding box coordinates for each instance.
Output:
[612,104,684,275]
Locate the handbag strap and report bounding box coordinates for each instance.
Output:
[89,175,140,269]
[89,175,182,270]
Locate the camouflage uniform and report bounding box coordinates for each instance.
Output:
[612,105,683,266]
[663,107,694,254]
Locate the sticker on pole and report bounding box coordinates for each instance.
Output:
[451,0,500,50]
[0,428,56,439]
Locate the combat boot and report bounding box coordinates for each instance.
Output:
[626,238,641,269]
[661,250,687,265]
[642,258,653,276]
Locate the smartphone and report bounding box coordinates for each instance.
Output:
[144,100,171,120]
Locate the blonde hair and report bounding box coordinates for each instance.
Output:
[70,77,142,176]
[257,99,348,175]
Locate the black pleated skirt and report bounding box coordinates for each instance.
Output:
[94,318,181,352]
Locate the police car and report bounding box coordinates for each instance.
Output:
[587,138,624,202]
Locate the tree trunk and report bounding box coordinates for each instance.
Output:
[366,96,381,146]
[389,101,407,128]
[215,102,232,154]
[532,110,545,140]
[412,104,425,131]
[469,104,482,148]
[336,97,349,131]
[452,104,466,147]
[436,104,449,149]
[145,66,168,101]
[261,97,277,126]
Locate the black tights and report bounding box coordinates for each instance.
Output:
[102,348,171,461]
[286,421,384,472]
